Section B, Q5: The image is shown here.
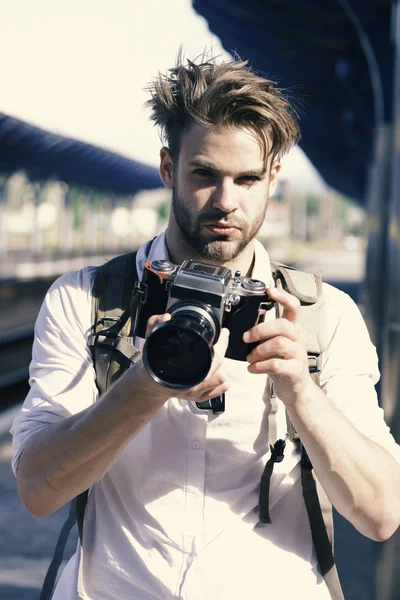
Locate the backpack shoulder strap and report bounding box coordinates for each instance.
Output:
[265,261,344,600]
[270,261,328,359]
[39,251,142,600]
[89,250,141,395]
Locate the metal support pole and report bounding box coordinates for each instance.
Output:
[374,3,400,596]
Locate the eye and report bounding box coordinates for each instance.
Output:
[237,175,260,184]
[193,168,213,178]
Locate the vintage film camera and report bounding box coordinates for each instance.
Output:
[133,259,275,394]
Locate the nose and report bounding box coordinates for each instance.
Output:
[211,178,239,214]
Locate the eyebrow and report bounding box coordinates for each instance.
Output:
[188,159,267,177]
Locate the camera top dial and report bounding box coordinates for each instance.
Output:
[241,278,266,293]
[150,259,176,273]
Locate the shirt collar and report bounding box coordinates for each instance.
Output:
[136,230,170,281]
[251,239,274,289]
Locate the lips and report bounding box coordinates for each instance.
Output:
[204,223,239,235]
[203,221,240,229]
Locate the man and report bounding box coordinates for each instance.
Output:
[11,54,400,599]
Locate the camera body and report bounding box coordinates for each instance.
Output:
[133,258,274,388]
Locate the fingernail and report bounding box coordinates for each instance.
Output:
[243,332,250,342]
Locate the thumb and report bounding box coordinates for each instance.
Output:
[145,313,171,338]
[214,327,230,357]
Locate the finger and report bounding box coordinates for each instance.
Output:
[205,331,229,379]
[192,365,229,398]
[188,363,228,397]
[195,380,230,402]
[145,313,171,338]
[248,357,283,375]
[243,318,300,344]
[186,329,229,397]
[196,366,228,398]
[247,356,307,381]
[213,328,230,358]
[246,336,298,363]
[266,286,301,324]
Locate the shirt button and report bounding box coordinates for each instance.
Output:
[191,440,200,450]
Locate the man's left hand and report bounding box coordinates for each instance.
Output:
[243,286,313,405]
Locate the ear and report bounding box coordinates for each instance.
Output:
[268,161,281,197]
[159,147,174,190]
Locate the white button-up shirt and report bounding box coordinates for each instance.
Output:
[11,232,400,600]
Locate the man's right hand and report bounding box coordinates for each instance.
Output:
[16,312,230,518]
[144,313,230,403]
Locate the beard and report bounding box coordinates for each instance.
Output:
[171,185,267,263]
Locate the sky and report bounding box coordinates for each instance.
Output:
[0,0,326,193]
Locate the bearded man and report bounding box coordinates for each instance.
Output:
[11,53,400,600]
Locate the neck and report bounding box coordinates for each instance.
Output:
[165,223,256,278]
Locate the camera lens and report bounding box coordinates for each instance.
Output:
[143,302,220,389]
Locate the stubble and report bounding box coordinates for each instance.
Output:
[171,185,267,263]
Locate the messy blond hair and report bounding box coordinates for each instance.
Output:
[146,51,300,162]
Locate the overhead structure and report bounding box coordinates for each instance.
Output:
[0,113,162,194]
[193,0,394,204]
[192,3,400,600]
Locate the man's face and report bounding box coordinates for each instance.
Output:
[161,123,280,263]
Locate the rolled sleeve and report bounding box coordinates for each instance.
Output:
[319,283,400,464]
[10,266,99,475]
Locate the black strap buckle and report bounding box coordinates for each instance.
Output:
[308,354,320,373]
[95,330,118,349]
[196,393,225,414]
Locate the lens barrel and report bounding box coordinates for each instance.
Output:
[143,302,220,389]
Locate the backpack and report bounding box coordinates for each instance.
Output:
[40,250,344,600]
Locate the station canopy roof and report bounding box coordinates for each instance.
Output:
[193,0,394,203]
[0,113,162,194]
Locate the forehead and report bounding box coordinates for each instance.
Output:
[178,123,269,171]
